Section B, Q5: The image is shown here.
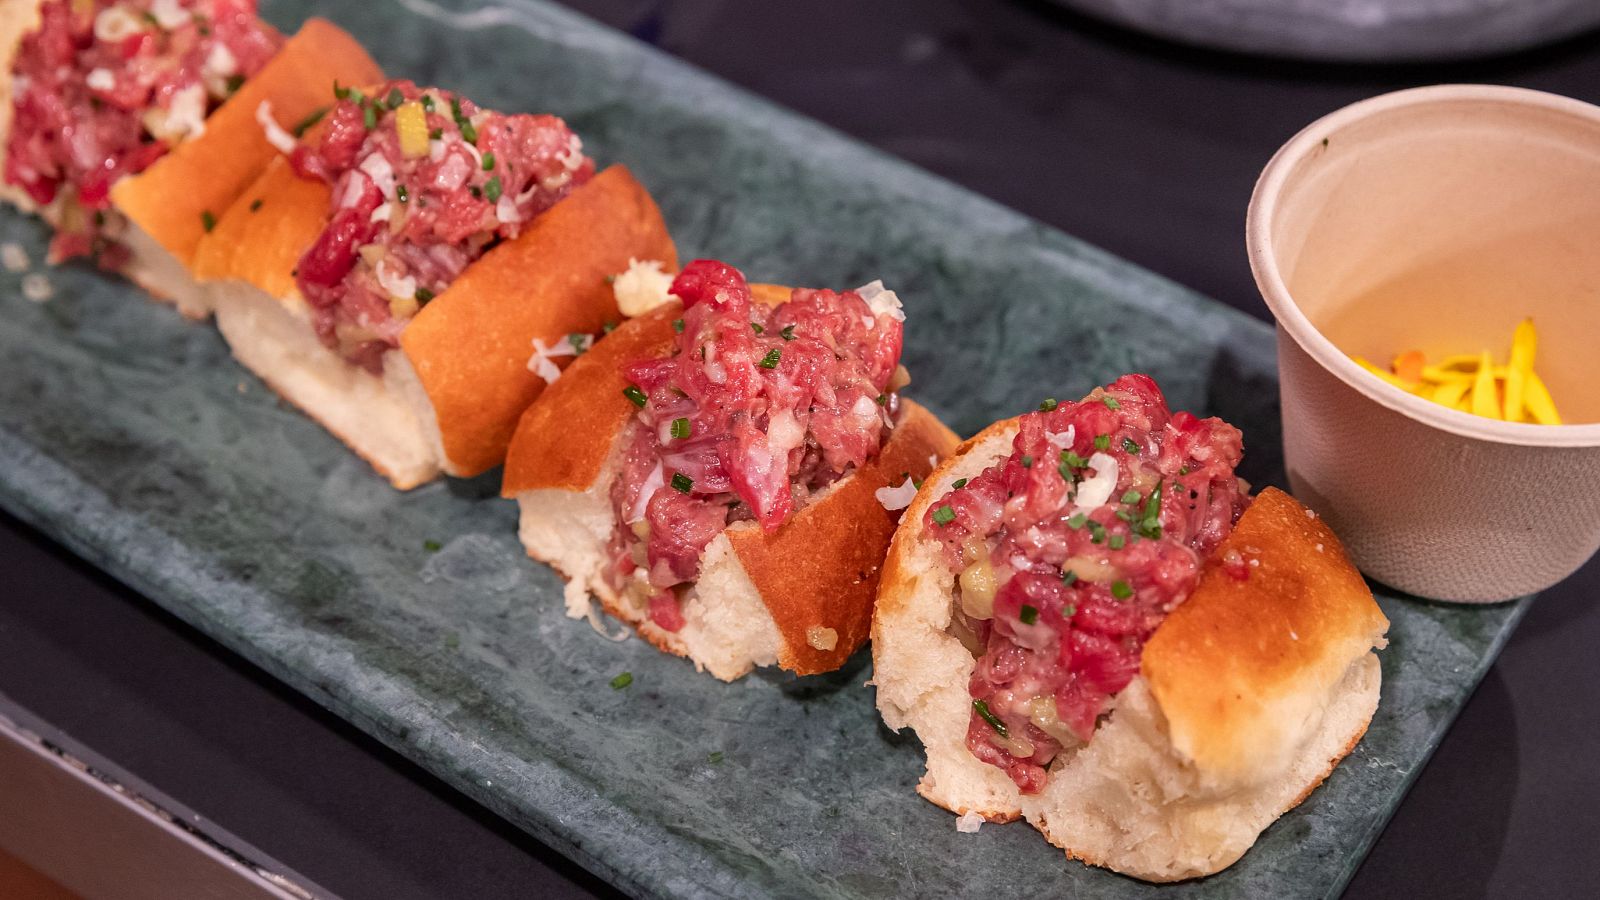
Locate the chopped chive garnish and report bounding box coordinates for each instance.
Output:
[672,318,685,333]
[780,324,796,340]
[429,127,443,140]
[1066,513,1087,529]
[1179,466,1190,475]
[199,210,215,232]
[932,506,956,525]
[423,539,442,552]
[386,87,404,109]
[951,478,968,490]
[460,120,478,143]
[874,393,888,406]
[332,81,349,101]
[1061,570,1078,586]
[1020,455,1033,468]
[1094,434,1110,451]
[1063,604,1077,617]
[362,104,377,130]
[1123,437,1140,454]
[567,334,589,354]
[610,672,633,690]
[1120,490,1141,504]
[1111,580,1133,600]
[1115,509,1134,522]
[414,287,435,303]
[750,322,764,334]
[483,176,502,202]
[469,186,482,198]
[420,94,434,111]
[1101,395,1122,410]
[1109,534,1126,550]
[670,417,692,439]
[1019,604,1038,625]
[973,699,1008,737]
[708,751,724,764]
[225,74,245,94]
[395,184,409,203]
[249,198,262,212]
[1138,481,1164,539]
[1060,450,1087,469]
[623,385,647,407]
[603,322,618,334]
[758,348,781,369]
[481,151,496,171]
[1088,521,1107,543]
[671,472,694,493]
[1039,398,1058,411]
[292,106,329,136]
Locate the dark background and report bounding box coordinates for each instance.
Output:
[2,1,1597,897]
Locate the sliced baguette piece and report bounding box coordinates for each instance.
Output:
[504,296,961,679]
[193,160,676,489]
[0,12,382,318]
[873,417,1390,881]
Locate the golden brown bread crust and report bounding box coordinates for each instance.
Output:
[872,416,1018,632]
[191,154,327,294]
[401,165,677,476]
[734,400,958,674]
[111,19,383,268]
[503,301,681,495]
[1141,487,1389,783]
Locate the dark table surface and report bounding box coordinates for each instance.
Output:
[3,2,1597,897]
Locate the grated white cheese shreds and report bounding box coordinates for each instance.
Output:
[1,243,28,273]
[86,68,115,92]
[875,476,919,512]
[1071,452,1119,513]
[255,101,297,154]
[612,258,677,317]
[21,273,53,302]
[955,811,984,834]
[855,279,906,322]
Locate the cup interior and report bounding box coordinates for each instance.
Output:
[1256,86,1600,430]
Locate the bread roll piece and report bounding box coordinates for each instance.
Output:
[193,121,676,489]
[504,293,960,680]
[873,417,1389,882]
[0,7,382,317]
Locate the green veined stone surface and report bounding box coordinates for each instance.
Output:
[0,1,1524,896]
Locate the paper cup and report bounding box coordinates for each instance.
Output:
[1247,85,1600,602]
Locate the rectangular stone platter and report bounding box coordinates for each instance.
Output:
[0,0,1525,897]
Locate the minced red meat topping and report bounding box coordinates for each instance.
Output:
[289,79,593,373]
[605,259,907,632]
[924,374,1248,793]
[5,0,281,263]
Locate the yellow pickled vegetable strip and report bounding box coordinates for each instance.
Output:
[1355,356,1417,391]
[1525,371,1563,425]
[395,101,430,159]
[1430,379,1470,408]
[1436,354,1482,371]
[1420,365,1475,384]
[1503,318,1535,422]
[1470,350,1500,418]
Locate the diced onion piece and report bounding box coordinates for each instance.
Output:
[255,101,297,154]
[1071,452,1119,513]
[149,0,190,29]
[395,101,430,159]
[94,7,144,42]
[627,463,665,523]
[955,811,984,834]
[612,258,676,316]
[875,475,918,512]
[1045,424,1076,449]
[526,337,578,385]
[85,68,114,91]
[855,279,906,322]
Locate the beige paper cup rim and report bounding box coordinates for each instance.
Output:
[1248,84,1600,450]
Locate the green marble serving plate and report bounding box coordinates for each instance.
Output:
[0,0,1525,896]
